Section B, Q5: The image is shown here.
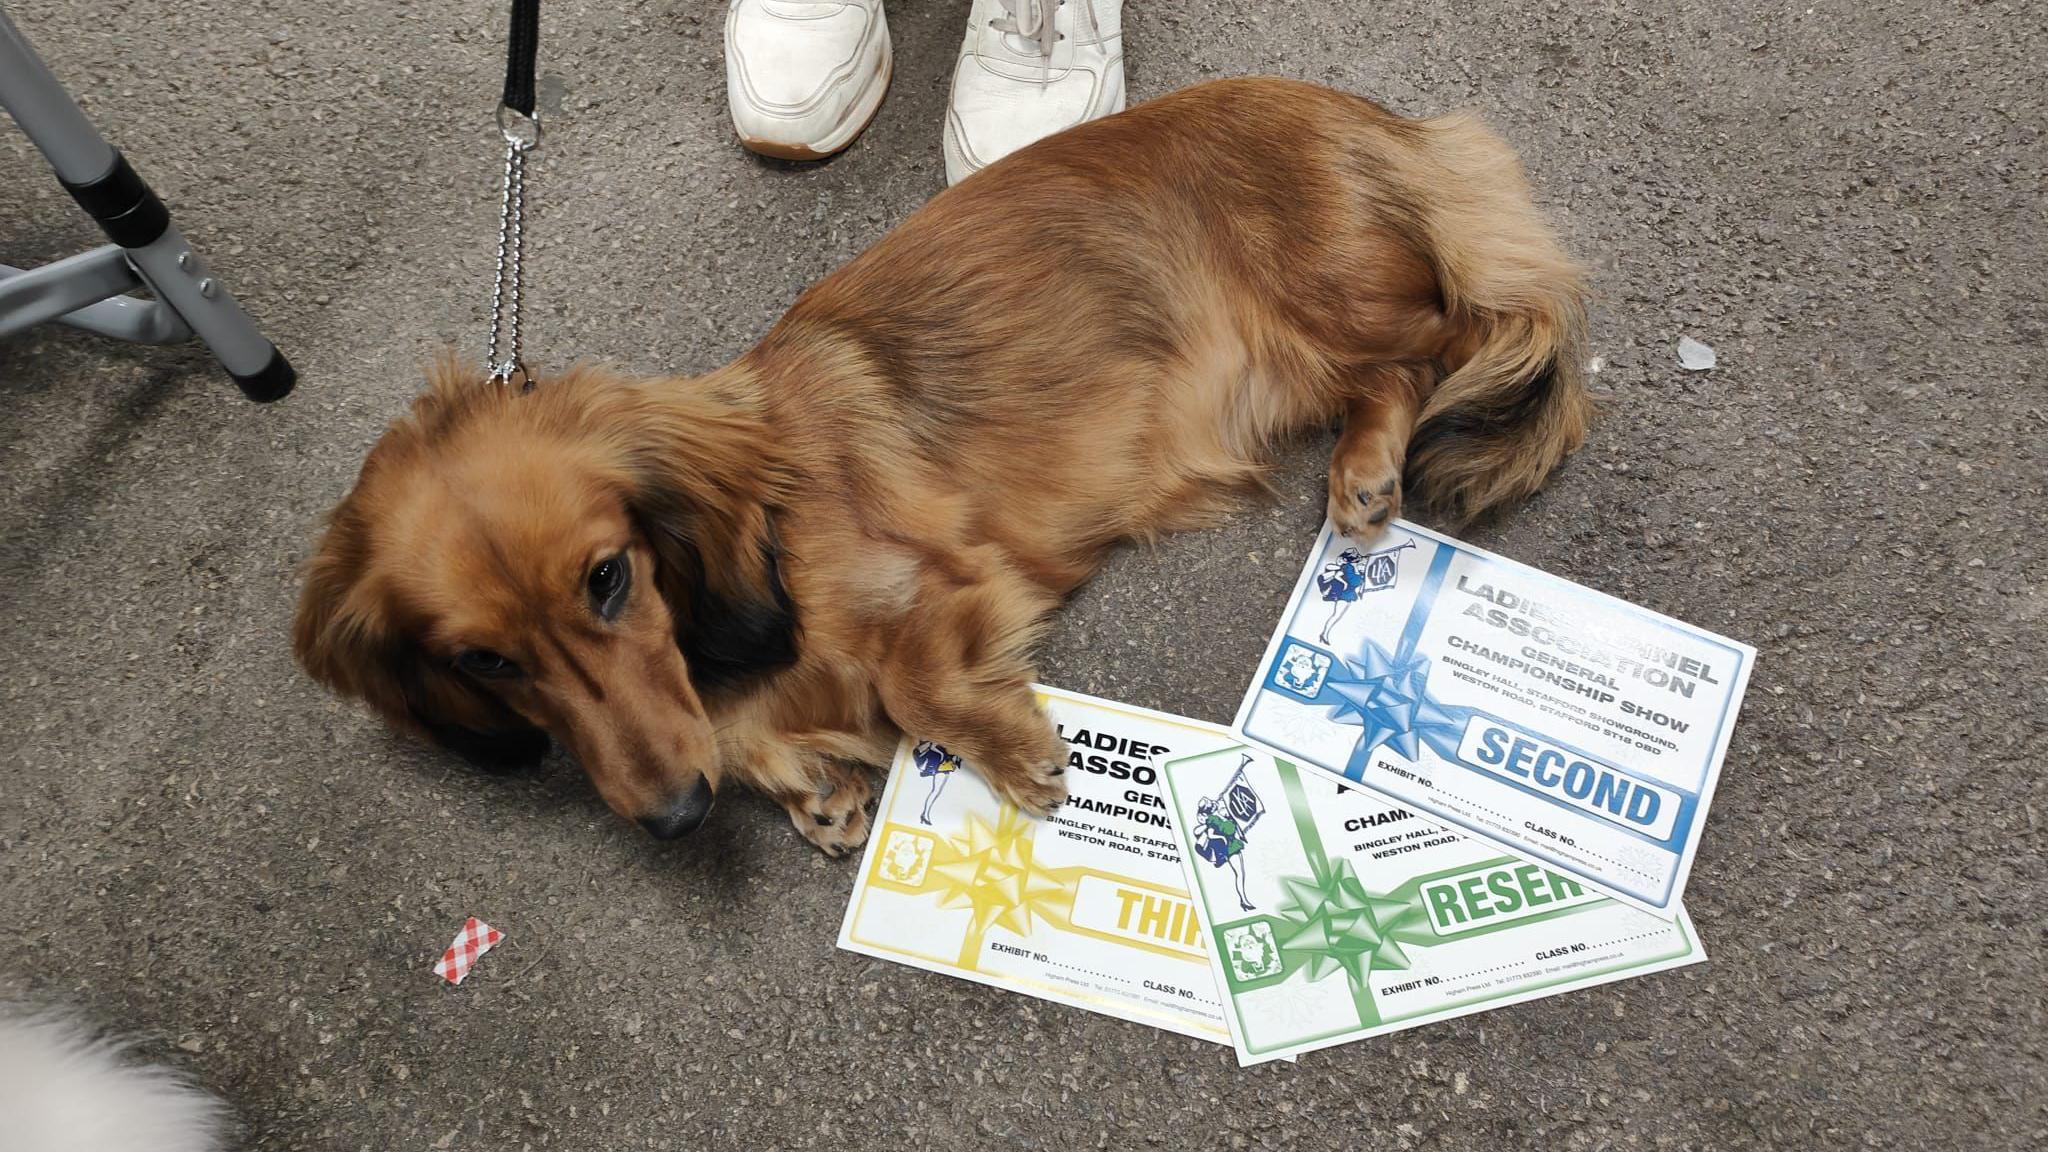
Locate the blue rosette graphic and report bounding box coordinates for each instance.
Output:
[1264,631,1477,781]
[1325,640,1477,777]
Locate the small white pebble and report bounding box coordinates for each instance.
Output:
[1677,336,1717,371]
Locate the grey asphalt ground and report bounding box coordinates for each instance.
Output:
[3,0,2043,1148]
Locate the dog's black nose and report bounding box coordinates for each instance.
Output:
[640,777,715,839]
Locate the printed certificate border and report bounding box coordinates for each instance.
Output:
[1160,746,1706,1066]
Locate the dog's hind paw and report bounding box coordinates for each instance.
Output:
[1329,466,1402,542]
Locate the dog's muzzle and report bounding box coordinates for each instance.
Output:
[640,776,715,839]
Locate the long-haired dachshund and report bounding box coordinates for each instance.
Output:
[294,78,1589,855]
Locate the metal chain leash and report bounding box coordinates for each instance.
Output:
[486,107,539,386]
[486,0,543,387]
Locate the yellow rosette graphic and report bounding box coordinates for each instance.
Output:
[928,807,1073,966]
[870,805,1086,969]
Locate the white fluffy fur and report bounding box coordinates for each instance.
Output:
[0,1010,227,1152]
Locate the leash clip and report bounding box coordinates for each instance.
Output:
[495,102,542,152]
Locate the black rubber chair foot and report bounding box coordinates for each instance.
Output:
[231,346,295,402]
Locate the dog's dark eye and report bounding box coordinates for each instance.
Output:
[456,649,520,679]
[588,553,630,619]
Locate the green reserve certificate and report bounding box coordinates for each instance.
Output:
[1160,744,1703,1065]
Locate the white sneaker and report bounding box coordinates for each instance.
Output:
[943,0,1125,184]
[725,0,893,160]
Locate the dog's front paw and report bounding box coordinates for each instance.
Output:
[785,772,874,858]
[972,716,1072,818]
[1329,461,1402,541]
[983,751,1070,818]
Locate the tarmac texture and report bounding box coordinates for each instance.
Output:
[2,1,2042,1148]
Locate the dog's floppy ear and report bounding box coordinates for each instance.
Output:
[645,505,800,695]
[292,500,549,772]
[604,378,800,695]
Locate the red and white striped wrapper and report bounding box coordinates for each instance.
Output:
[432,917,504,985]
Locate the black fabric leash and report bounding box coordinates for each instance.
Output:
[486,0,542,385]
[501,0,541,118]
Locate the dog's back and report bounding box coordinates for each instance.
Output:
[766,77,1588,561]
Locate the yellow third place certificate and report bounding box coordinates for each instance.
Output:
[837,686,1240,1043]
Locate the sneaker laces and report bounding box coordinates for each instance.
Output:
[992,0,1065,74]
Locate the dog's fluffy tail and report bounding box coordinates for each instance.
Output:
[1397,111,1591,522]
[0,1008,228,1152]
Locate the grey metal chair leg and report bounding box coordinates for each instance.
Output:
[0,251,192,344]
[0,245,145,337]
[0,5,294,400]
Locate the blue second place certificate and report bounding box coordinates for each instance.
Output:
[1233,520,1754,914]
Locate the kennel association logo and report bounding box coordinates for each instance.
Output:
[1317,538,1416,643]
[1192,755,1267,913]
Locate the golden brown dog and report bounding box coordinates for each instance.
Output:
[294,78,1589,855]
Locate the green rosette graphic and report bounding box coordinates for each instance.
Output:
[1200,758,1437,1027]
[1271,853,1417,994]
